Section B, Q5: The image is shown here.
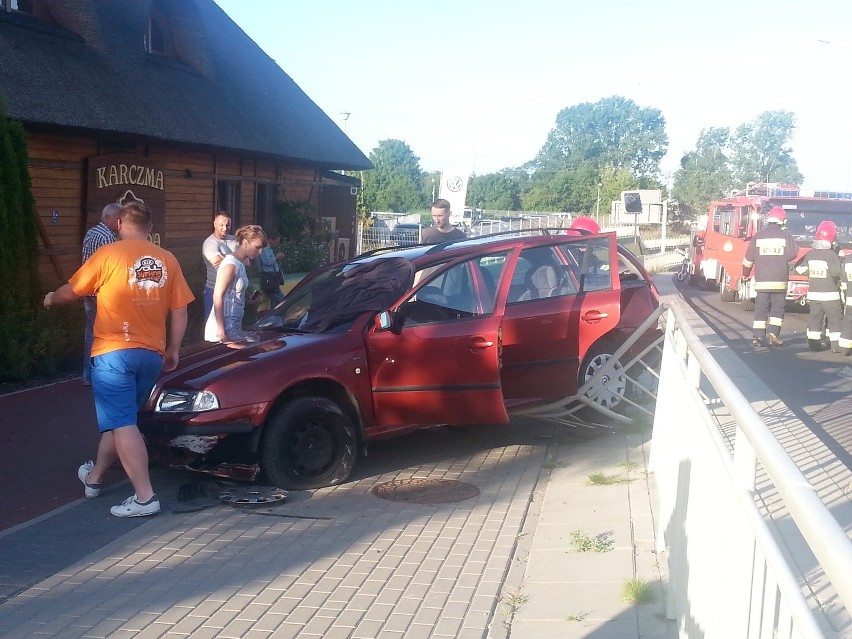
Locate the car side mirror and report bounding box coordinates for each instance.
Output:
[375,310,399,333]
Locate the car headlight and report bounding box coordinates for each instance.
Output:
[156,390,220,412]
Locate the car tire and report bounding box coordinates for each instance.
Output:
[578,342,629,414]
[261,396,357,490]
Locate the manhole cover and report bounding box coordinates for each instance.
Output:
[372,479,479,504]
[219,486,288,508]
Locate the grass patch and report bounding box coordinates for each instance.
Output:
[541,459,566,470]
[587,472,630,486]
[566,611,590,622]
[570,529,613,553]
[618,460,639,472]
[622,578,656,605]
[501,586,530,618]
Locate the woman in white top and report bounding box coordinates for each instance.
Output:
[205,224,266,343]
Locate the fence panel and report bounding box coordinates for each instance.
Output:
[653,302,852,638]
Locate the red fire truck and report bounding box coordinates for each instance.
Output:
[688,185,852,310]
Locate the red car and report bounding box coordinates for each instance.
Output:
[139,230,661,489]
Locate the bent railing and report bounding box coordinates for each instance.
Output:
[514,304,665,427]
[652,303,852,638]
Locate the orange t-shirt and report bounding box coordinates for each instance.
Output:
[69,239,195,358]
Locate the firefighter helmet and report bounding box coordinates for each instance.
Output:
[766,206,786,223]
[816,220,837,243]
[569,216,600,234]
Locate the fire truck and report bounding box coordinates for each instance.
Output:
[688,185,852,310]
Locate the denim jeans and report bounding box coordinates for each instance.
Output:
[82,296,97,382]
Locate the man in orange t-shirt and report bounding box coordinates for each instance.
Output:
[44,201,195,518]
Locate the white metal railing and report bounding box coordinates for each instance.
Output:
[644,236,690,251]
[652,303,852,638]
[644,250,686,274]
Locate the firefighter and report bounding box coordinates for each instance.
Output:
[839,248,852,355]
[794,221,843,352]
[742,206,798,347]
[569,216,600,234]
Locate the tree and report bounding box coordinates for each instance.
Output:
[531,96,668,181]
[361,139,429,213]
[0,94,45,380]
[729,111,802,186]
[274,198,332,273]
[467,171,523,210]
[671,127,734,221]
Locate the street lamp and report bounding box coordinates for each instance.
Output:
[431,178,436,202]
[595,182,602,222]
[340,112,350,133]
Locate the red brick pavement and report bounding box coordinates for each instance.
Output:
[0,379,124,531]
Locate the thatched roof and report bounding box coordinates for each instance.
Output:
[0,0,372,171]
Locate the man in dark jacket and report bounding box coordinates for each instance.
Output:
[421,199,467,244]
[742,206,798,347]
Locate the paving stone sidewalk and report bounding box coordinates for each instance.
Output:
[0,416,674,639]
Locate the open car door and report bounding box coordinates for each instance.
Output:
[366,256,508,429]
[499,235,621,405]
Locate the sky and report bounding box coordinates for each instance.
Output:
[214,0,852,191]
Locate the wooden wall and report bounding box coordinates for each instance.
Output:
[26,130,356,289]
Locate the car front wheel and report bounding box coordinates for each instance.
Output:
[261,396,357,490]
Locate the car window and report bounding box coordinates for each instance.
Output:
[399,256,502,325]
[255,256,416,333]
[508,246,574,303]
[476,253,506,313]
[616,248,650,285]
[560,238,613,292]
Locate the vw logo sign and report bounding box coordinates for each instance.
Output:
[446,176,464,192]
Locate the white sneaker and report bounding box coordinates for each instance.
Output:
[110,494,161,518]
[77,461,101,498]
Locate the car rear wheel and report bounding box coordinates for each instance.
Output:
[261,396,357,490]
[579,342,628,413]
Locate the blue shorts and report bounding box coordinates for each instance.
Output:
[91,348,163,432]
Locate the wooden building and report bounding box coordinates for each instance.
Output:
[0,0,372,289]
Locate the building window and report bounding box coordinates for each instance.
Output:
[217,180,241,227]
[257,183,277,232]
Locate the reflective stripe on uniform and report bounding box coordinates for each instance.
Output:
[808,290,842,301]
[754,281,788,291]
[807,329,824,340]
[839,337,852,349]
[752,320,766,330]
[755,237,789,254]
[769,317,783,327]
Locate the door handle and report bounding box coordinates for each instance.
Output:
[582,311,608,322]
[469,337,494,350]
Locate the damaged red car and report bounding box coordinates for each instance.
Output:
[138,230,662,489]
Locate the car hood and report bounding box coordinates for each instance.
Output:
[161,331,330,390]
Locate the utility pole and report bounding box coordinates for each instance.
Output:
[595,183,602,222]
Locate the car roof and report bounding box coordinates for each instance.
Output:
[353,228,619,268]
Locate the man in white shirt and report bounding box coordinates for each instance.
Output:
[202,212,237,321]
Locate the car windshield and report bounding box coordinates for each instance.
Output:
[253,256,416,333]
